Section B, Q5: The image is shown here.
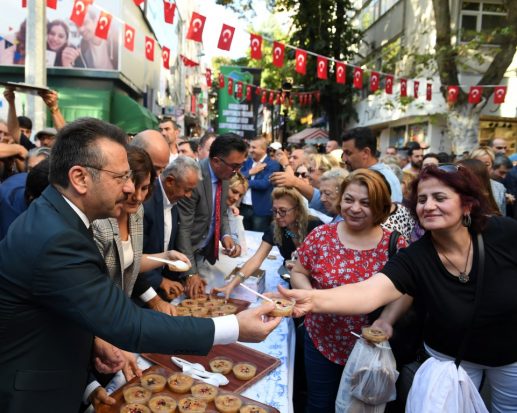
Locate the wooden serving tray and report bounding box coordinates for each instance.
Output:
[177,296,251,316]
[97,365,279,413]
[142,343,280,394]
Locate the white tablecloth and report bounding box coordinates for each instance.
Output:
[102,231,295,413]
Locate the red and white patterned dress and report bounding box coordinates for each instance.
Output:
[298,223,406,365]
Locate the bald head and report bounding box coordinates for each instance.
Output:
[131,130,170,175]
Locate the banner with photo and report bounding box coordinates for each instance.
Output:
[0,0,121,71]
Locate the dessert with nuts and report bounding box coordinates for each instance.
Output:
[123,385,152,404]
[177,396,207,413]
[209,357,234,374]
[148,394,178,413]
[232,363,257,381]
[120,403,151,413]
[191,383,218,402]
[167,373,194,393]
[214,394,243,413]
[140,373,167,393]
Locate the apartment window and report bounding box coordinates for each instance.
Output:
[460,1,507,44]
[355,0,399,30]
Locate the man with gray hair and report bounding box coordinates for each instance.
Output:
[132,156,203,302]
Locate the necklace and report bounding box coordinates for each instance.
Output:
[438,236,472,283]
[285,229,299,240]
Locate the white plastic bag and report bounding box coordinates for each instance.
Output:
[336,337,399,413]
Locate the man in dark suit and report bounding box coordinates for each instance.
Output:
[176,134,248,297]
[0,118,280,413]
[240,136,282,232]
[134,156,201,301]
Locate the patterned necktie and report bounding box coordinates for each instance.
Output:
[213,180,222,260]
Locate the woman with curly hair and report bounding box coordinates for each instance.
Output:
[212,186,323,298]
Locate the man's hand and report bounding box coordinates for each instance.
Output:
[236,301,282,342]
[120,350,143,381]
[221,236,241,257]
[185,274,207,298]
[90,386,116,410]
[92,337,125,374]
[147,295,178,316]
[269,171,298,187]
[249,162,267,176]
[38,90,59,109]
[159,277,184,300]
[274,149,289,169]
[3,88,15,104]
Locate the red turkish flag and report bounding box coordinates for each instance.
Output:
[162,46,170,69]
[447,86,459,103]
[272,42,285,68]
[246,85,252,101]
[180,55,199,67]
[250,34,262,60]
[217,24,235,51]
[315,91,321,103]
[134,0,144,5]
[186,12,206,42]
[317,56,328,80]
[400,78,407,97]
[353,67,363,89]
[385,75,394,94]
[298,94,303,106]
[22,0,27,7]
[218,73,225,88]
[468,86,482,104]
[275,93,282,105]
[493,86,507,104]
[236,82,243,99]
[335,62,346,84]
[47,0,57,9]
[426,83,432,101]
[413,80,419,98]
[370,72,380,92]
[145,36,154,61]
[227,78,234,95]
[295,49,307,75]
[95,11,113,40]
[268,91,275,104]
[308,94,313,105]
[164,1,176,24]
[205,69,212,87]
[70,0,90,27]
[124,24,135,51]
[255,87,261,96]
[261,91,267,104]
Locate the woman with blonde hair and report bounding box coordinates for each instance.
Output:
[307,153,340,189]
[212,186,323,298]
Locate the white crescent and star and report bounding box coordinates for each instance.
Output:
[337,66,344,77]
[251,38,260,50]
[222,29,233,42]
[297,54,305,66]
[146,40,153,53]
[274,47,282,58]
[192,18,203,32]
[318,61,325,72]
[99,16,108,30]
[386,78,392,86]
[163,50,169,61]
[75,1,85,14]
[471,89,479,97]
[125,29,133,42]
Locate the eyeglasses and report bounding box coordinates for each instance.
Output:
[295,171,307,178]
[216,157,244,172]
[271,207,296,217]
[84,165,133,183]
[495,146,507,150]
[436,163,460,173]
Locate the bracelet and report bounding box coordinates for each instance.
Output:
[234,271,246,282]
[49,106,59,114]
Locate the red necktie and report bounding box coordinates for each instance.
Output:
[213,180,222,260]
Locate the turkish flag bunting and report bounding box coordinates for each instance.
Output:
[218,73,225,88]
[447,86,459,103]
[295,49,307,75]
[315,91,321,103]
[493,86,507,104]
[47,0,57,9]
[400,79,407,97]
[308,94,313,105]
[227,78,234,95]
[186,12,206,42]
[236,82,243,99]
[261,91,267,104]
[353,67,363,89]
[162,46,170,69]
[272,41,285,68]
[255,87,261,96]
[468,86,482,104]
[246,85,252,101]
[317,56,328,80]
[217,24,235,51]
[370,72,380,92]
[134,0,144,5]
[164,1,176,24]
[180,55,199,67]
[289,95,294,106]
[298,94,304,106]
[124,24,135,51]
[70,0,90,27]
[95,11,113,40]
[275,93,282,105]
[22,0,27,7]
[145,36,154,61]
[426,83,432,101]
[385,75,394,94]
[250,34,262,60]
[268,91,275,104]
[335,62,346,84]
[205,69,212,87]
[413,80,419,98]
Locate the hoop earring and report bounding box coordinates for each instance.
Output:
[462,213,471,227]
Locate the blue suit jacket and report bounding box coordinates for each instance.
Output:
[0,186,214,413]
[0,172,27,241]
[134,180,180,296]
[240,155,282,216]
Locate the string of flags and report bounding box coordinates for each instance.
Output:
[20,0,508,106]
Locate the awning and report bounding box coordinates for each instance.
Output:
[56,87,112,122]
[287,128,329,144]
[111,92,158,134]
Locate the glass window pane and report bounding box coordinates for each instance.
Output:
[462,2,480,11]
[483,3,506,13]
[461,15,478,31]
[482,14,506,31]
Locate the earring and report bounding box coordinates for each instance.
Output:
[462,213,471,227]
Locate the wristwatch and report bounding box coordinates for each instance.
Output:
[235,271,246,282]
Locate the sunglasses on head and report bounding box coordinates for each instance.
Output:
[295,171,308,178]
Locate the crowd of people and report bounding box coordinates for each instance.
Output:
[0,87,517,413]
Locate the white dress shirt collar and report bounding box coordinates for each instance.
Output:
[61,195,90,229]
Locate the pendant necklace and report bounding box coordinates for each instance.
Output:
[438,236,472,283]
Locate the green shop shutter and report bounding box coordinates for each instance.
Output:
[54,87,112,123]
